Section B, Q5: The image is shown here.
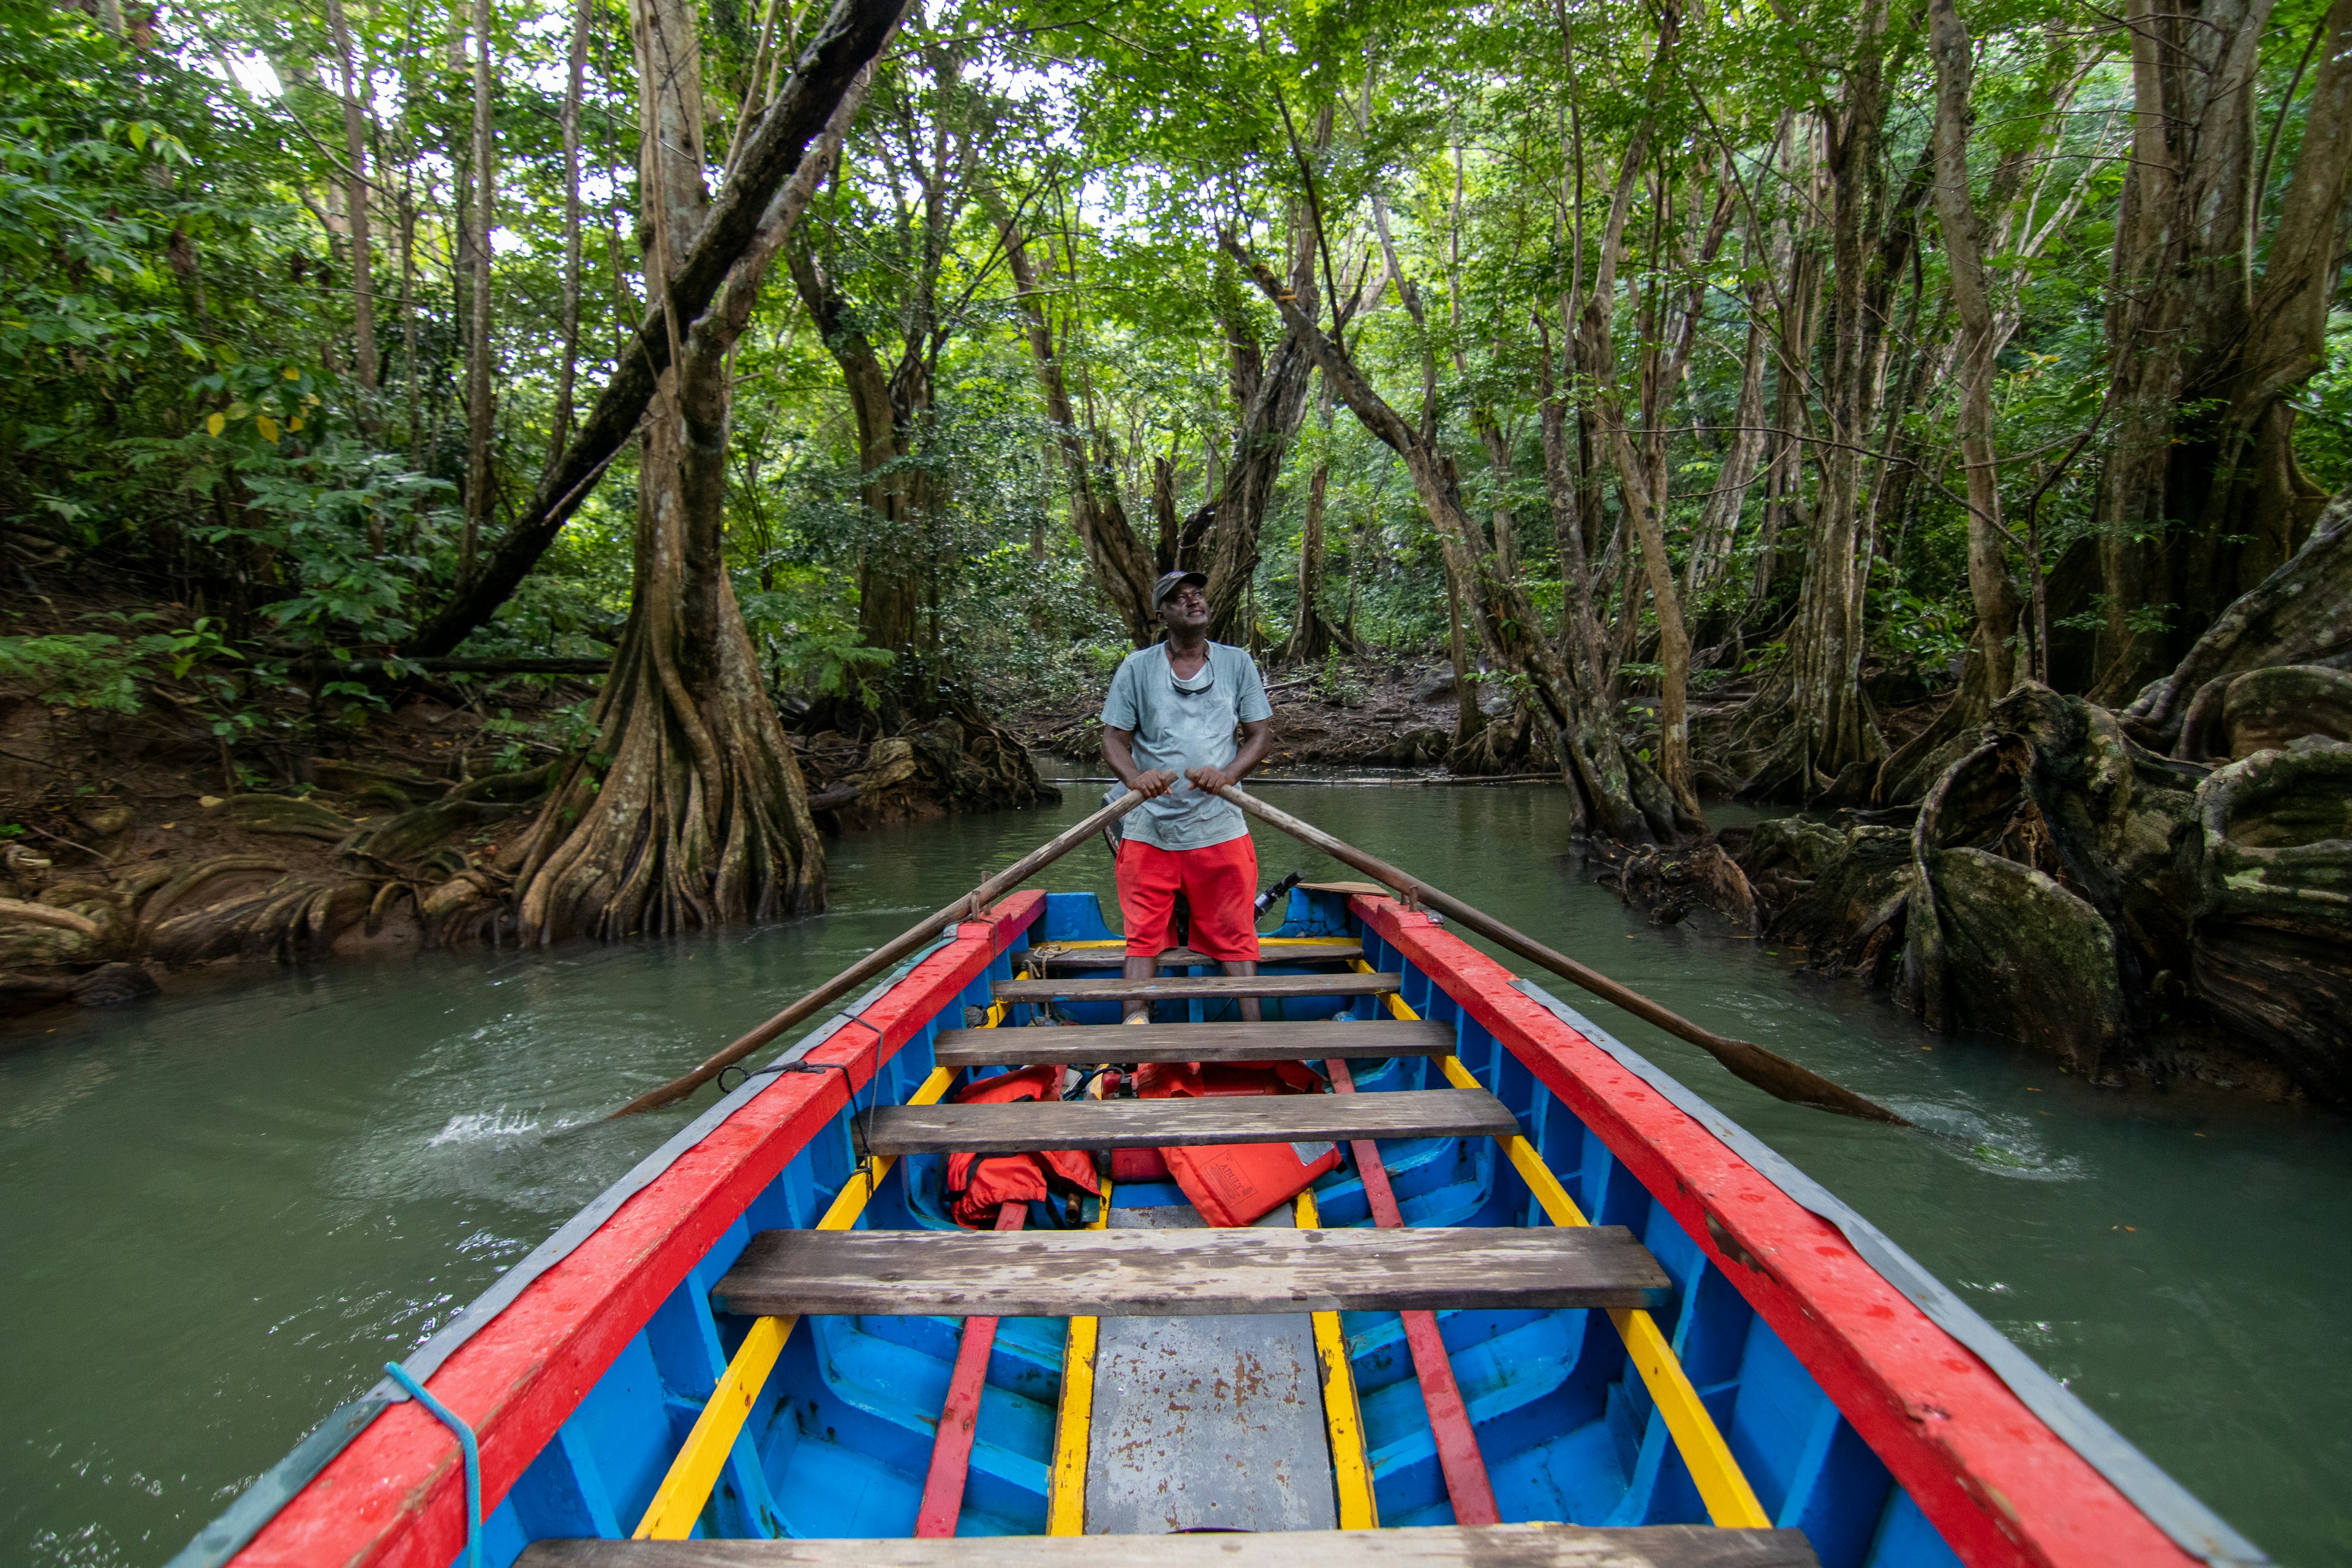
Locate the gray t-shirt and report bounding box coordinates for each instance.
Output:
[1099,641,1272,851]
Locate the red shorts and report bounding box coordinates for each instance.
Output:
[1115,836,1261,962]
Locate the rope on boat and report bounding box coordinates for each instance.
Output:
[382,1361,482,1568]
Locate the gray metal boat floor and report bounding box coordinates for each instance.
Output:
[1084,1204,1337,1534]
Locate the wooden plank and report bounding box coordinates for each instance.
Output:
[933,1019,1453,1068]
[993,973,1400,1003]
[519,1522,1821,1566]
[863,1087,1517,1156]
[1028,941,1365,970]
[710,1223,1671,1319]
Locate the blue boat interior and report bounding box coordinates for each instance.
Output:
[467,889,1965,1567]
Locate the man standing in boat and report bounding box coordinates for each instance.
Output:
[1100,568,1273,1023]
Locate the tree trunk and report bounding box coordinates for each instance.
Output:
[1754,119,1826,614]
[1534,324,1669,842]
[400,183,422,463]
[511,0,830,942]
[1224,235,1686,844]
[1283,459,1332,662]
[1687,304,1767,601]
[1740,23,1932,797]
[1928,0,2021,698]
[549,0,590,467]
[998,206,1158,646]
[2078,0,2340,699]
[2189,0,2352,624]
[786,241,928,684]
[1152,451,1179,575]
[462,0,496,582]
[1198,222,1322,644]
[324,0,377,399]
[399,0,905,658]
[786,36,999,704]
[1445,562,1485,745]
[1610,423,1701,820]
[1591,151,1728,826]
[1789,10,1897,789]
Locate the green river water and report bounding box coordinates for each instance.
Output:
[3,778,2347,1566]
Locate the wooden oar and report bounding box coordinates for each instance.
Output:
[1210,784,1911,1127]
[612,789,1145,1117]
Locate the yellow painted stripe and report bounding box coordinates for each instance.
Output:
[1348,956,1421,1022]
[633,1065,959,1539]
[1348,957,1766,1529]
[1046,1179,1112,1535]
[1436,1055,1771,1529]
[1294,1189,1378,1529]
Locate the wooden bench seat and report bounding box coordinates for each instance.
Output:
[862,1087,1513,1156]
[711,1224,1673,1319]
[932,1019,1454,1068]
[1024,940,1365,970]
[993,972,1400,1003]
[520,1523,1819,1566]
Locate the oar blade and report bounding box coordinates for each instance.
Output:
[1707,1038,1912,1127]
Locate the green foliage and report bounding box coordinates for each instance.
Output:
[0,630,163,710]
[1,0,2337,786]
[1869,578,1969,681]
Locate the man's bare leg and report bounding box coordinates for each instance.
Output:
[1123,952,1155,1023]
[1221,958,1261,1023]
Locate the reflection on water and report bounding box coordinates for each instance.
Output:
[2,778,2346,1565]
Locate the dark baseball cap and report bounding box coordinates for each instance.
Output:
[1152,568,1208,609]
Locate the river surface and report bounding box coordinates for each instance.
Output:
[3,777,2346,1567]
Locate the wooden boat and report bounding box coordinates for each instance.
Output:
[173,881,2264,1568]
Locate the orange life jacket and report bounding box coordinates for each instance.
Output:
[942,1065,1102,1229]
[1133,1059,1343,1227]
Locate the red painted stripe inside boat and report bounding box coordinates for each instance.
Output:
[913,1202,1028,1537]
[1350,895,2198,1568]
[228,891,1050,1568]
[1327,1057,1500,1528]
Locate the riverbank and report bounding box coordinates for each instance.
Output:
[1,647,1565,1025]
[0,652,1051,1027]
[17,635,2343,1122]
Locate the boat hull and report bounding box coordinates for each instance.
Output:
[182,884,2253,1568]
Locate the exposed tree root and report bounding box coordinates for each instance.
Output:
[1587,834,1762,934]
[510,576,822,944]
[142,872,373,967]
[2120,486,2352,750]
[1722,679,2352,1104]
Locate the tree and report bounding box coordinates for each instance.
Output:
[1226,234,1689,843]
[503,0,897,938]
[783,22,1009,711]
[996,195,1161,647]
[2078,0,2352,698]
[398,0,902,657]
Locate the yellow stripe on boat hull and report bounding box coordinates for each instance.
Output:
[633,1065,959,1540]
